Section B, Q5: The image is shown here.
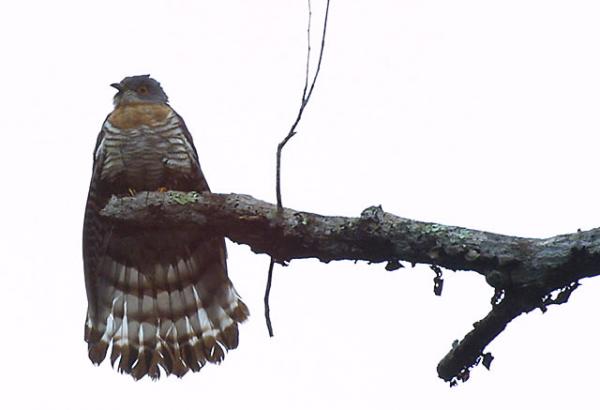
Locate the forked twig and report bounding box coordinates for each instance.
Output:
[265,0,331,337]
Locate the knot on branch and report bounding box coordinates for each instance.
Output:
[485,269,511,289]
[360,205,385,223]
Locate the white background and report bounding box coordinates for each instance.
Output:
[1,0,600,408]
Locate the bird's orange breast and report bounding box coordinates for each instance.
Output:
[108,103,173,129]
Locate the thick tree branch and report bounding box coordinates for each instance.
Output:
[101,191,600,383]
[102,191,600,287]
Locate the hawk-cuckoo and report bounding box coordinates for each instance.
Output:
[83,75,249,380]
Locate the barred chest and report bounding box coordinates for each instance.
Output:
[96,103,195,190]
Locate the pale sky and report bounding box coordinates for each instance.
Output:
[2,1,600,409]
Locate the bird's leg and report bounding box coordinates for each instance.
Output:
[158,187,168,193]
[128,188,137,196]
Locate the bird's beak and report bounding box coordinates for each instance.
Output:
[110,83,123,91]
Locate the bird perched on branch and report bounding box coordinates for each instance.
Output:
[82,75,249,380]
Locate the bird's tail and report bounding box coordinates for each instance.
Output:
[84,238,249,380]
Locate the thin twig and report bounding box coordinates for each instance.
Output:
[267,0,331,337]
[302,0,313,106]
[264,258,275,337]
[275,0,330,209]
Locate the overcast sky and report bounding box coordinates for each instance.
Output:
[2,1,600,409]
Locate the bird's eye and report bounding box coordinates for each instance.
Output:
[138,86,149,95]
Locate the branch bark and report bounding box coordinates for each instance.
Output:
[101,191,600,383]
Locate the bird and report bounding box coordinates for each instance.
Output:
[82,75,249,380]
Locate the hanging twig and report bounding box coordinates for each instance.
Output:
[266,0,331,337]
[264,258,276,337]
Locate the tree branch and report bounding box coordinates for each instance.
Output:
[101,191,600,383]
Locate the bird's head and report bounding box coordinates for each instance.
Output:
[111,75,169,107]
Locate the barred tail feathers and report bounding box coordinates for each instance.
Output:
[84,242,249,380]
